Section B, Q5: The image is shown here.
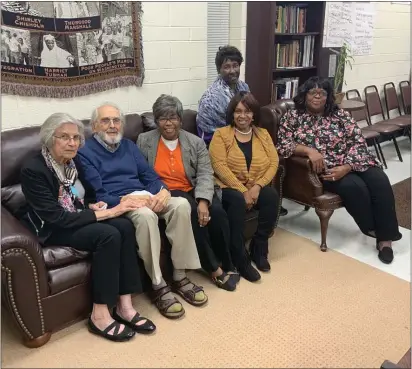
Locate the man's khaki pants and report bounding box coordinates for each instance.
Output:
[126,197,201,285]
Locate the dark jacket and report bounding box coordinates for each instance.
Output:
[19,152,97,244]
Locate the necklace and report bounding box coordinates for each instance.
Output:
[235,128,252,135]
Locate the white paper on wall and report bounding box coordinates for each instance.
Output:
[322,2,376,56]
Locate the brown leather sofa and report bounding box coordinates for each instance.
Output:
[1,108,284,348]
[266,99,343,252]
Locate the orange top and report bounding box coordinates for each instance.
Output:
[154,139,193,192]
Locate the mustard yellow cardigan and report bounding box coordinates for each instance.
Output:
[209,125,279,193]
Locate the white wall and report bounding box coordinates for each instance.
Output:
[1,2,208,131]
[229,2,247,82]
[343,2,410,103]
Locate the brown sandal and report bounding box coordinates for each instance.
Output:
[171,277,208,307]
[150,285,185,319]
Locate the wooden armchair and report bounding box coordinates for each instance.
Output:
[262,100,343,251]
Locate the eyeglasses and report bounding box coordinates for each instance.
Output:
[54,134,81,143]
[234,110,253,117]
[158,116,180,124]
[308,89,328,97]
[100,117,122,126]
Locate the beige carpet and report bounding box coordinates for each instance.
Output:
[2,229,410,368]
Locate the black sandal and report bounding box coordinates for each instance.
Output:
[87,317,135,342]
[112,308,156,334]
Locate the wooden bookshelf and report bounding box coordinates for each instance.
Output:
[245,1,326,105]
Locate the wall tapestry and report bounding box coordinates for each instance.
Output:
[1,1,144,98]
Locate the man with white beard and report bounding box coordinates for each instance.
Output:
[76,103,207,320]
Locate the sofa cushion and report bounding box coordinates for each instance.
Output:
[48,260,90,295]
[1,184,26,217]
[43,246,90,269]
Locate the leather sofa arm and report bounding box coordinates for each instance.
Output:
[283,155,324,203]
[1,205,50,342]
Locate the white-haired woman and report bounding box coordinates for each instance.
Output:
[19,113,156,342]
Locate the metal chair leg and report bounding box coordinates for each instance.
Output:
[392,135,403,162]
[372,139,381,162]
[376,141,387,169]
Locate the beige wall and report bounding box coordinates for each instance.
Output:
[2,2,208,130]
[343,2,410,101]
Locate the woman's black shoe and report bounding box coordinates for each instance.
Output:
[239,262,261,282]
[376,243,394,264]
[213,272,236,291]
[250,239,271,272]
[88,317,135,342]
[113,308,156,334]
[252,256,271,272]
[280,206,288,216]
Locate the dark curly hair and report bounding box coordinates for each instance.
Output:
[215,45,244,72]
[226,91,260,126]
[293,76,339,117]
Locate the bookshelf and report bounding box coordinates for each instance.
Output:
[245,1,326,106]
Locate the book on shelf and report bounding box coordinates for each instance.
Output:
[275,5,307,33]
[271,77,299,102]
[275,35,315,68]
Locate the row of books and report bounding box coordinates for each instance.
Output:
[275,5,307,34]
[271,77,299,102]
[275,35,315,68]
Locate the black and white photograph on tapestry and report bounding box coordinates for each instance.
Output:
[76,31,105,66]
[30,32,79,68]
[53,1,100,18]
[100,1,133,62]
[1,1,55,17]
[1,26,32,65]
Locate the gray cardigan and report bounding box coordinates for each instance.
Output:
[136,129,215,204]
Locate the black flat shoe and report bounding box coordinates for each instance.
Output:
[376,243,394,264]
[87,317,135,342]
[213,272,236,291]
[252,256,271,272]
[239,262,261,282]
[227,270,240,284]
[280,206,288,216]
[113,308,156,334]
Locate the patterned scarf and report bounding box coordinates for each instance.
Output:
[41,146,83,212]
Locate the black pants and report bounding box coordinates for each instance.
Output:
[221,186,279,267]
[170,190,234,273]
[46,217,143,308]
[323,167,402,242]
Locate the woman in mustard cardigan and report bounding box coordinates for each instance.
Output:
[209,91,280,282]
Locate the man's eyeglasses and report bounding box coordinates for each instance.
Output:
[100,117,122,126]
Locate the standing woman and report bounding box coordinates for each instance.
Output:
[209,91,280,281]
[19,113,156,342]
[276,76,402,264]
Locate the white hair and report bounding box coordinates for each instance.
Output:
[90,102,125,128]
[40,113,85,149]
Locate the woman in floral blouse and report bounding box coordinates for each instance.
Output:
[277,76,401,264]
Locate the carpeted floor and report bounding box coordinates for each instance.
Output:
[393,177,411,230]
[1,229,410,368]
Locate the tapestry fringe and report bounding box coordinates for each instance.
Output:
[1,2,145,99]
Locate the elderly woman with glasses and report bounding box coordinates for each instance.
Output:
[137,94,239,291]
[19,113,156,342]
[277,76,402,264]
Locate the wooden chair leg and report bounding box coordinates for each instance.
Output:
[315,208,334,252]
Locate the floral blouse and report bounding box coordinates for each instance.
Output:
[277,109,382,172]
